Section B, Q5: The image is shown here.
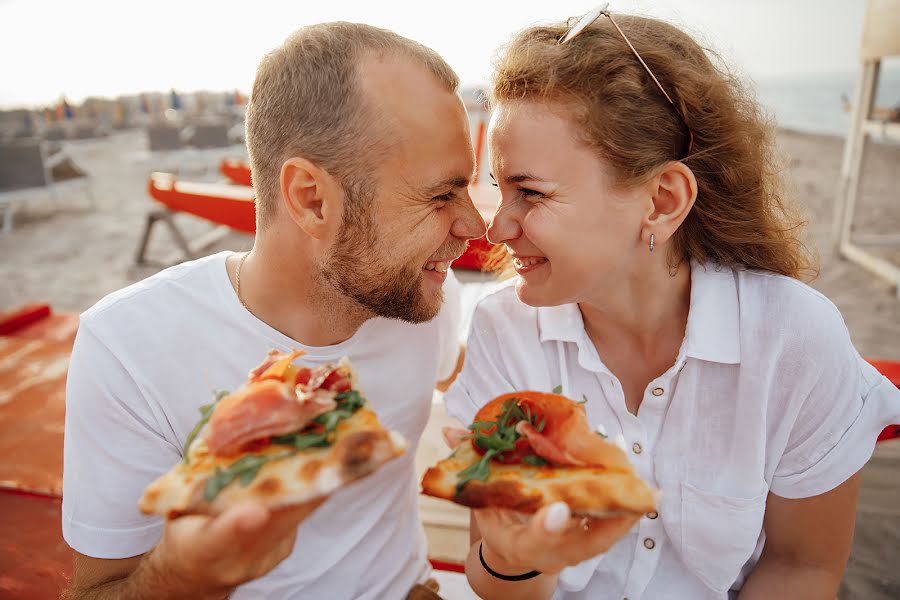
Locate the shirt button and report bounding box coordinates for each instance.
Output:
[632,442,642,454]
[644,538,656,550]
[646,510,659,519]
[651,387,664,396]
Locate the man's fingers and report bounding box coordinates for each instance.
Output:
[204,501,271,548]
[442,426,469,449]
[267,498,325,533]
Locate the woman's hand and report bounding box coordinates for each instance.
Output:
[442,426,639,575]
[475,503,639,576]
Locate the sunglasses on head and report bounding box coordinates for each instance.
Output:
[559,3,694,158]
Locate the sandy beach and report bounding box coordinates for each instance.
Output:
[1,127,898,598]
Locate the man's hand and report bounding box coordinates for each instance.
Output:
[152,499,324,592]
[68,498,323,600]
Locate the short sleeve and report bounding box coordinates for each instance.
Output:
[770,322,900,499]
[62,321,181,558]
[435,269,464,382]
[443,299,518,426]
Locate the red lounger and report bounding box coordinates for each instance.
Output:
[220,157,253,187]
[148,172,256,234]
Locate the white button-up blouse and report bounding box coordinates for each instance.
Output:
[445,262,900,599]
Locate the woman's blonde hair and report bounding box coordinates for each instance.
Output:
[487,14,816,280]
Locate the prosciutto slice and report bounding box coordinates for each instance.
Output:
[204,380,336,456]
[474,391,632,471]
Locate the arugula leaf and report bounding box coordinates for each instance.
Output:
[203,450,295,502]
[182,400,220,463]
[313,390,366,433]
[205,466,231,501]
[552,384,563,394]
[522,454,548,467]
[271,431,330,449]
[457,397,546,494]
[455,448,498,493]
[315,409,354,432]
[335,390,365,411]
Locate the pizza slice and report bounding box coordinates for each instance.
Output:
[422,391,657,517]
[139,349,407,517]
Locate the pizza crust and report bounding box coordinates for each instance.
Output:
[140,407,407,517]
[421,442,656,517]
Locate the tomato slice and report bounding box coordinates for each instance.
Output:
[469,395,543,464]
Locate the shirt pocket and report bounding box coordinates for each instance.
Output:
[680,481,766,593]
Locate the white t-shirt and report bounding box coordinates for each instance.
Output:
[445,261,900,600]
[62,251,461,600]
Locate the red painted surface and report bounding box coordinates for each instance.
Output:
[219,158,253,187]
[0,490,72,599]
[0,303,52,335]
[0,335,72,496]
[148,176,257,234]
[429,558,465,573]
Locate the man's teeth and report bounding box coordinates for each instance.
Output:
[514,257,546,268]
[424,261,449,273]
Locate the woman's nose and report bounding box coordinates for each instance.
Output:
[486,195,523,245]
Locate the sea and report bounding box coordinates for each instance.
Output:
[753,62,900,138]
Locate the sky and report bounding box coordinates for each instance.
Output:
[0,0,874,109]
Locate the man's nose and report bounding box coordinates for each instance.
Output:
[451,191,488,241]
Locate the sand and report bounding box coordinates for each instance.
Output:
[1,128,898,598]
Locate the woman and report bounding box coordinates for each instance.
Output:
[444,7,900,600]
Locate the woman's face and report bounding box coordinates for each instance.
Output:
[487,100,650,307]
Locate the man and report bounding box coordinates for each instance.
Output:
[62,22,485,599]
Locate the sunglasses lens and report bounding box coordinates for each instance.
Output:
[559,3,607,44]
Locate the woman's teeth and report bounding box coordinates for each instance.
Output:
[514,257,547,268]
[424,261,449,273]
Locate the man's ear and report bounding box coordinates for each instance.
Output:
[642,161,697,246]
[279,157,342,238]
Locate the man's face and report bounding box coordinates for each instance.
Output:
[320,54,486,323]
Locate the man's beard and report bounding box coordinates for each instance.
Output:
[319,204,448,324]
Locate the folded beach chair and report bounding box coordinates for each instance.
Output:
[0,140,93,234]
[135,171,256,264]
[189,123,230,149]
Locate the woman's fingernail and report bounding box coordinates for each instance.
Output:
[544,502,570,532]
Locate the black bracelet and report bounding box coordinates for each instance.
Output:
[478,542,542,581]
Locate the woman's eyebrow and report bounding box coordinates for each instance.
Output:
[506,173,548,184]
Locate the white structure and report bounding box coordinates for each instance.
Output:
[832,0,900,295]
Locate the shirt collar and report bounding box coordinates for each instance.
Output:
[536,260,741,365]
[537,302,585,345]
[683,260,741,364]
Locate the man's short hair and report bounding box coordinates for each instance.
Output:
[246,22,460,228]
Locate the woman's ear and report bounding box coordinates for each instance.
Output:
[643,161,697,245]
[279,157,342,239]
